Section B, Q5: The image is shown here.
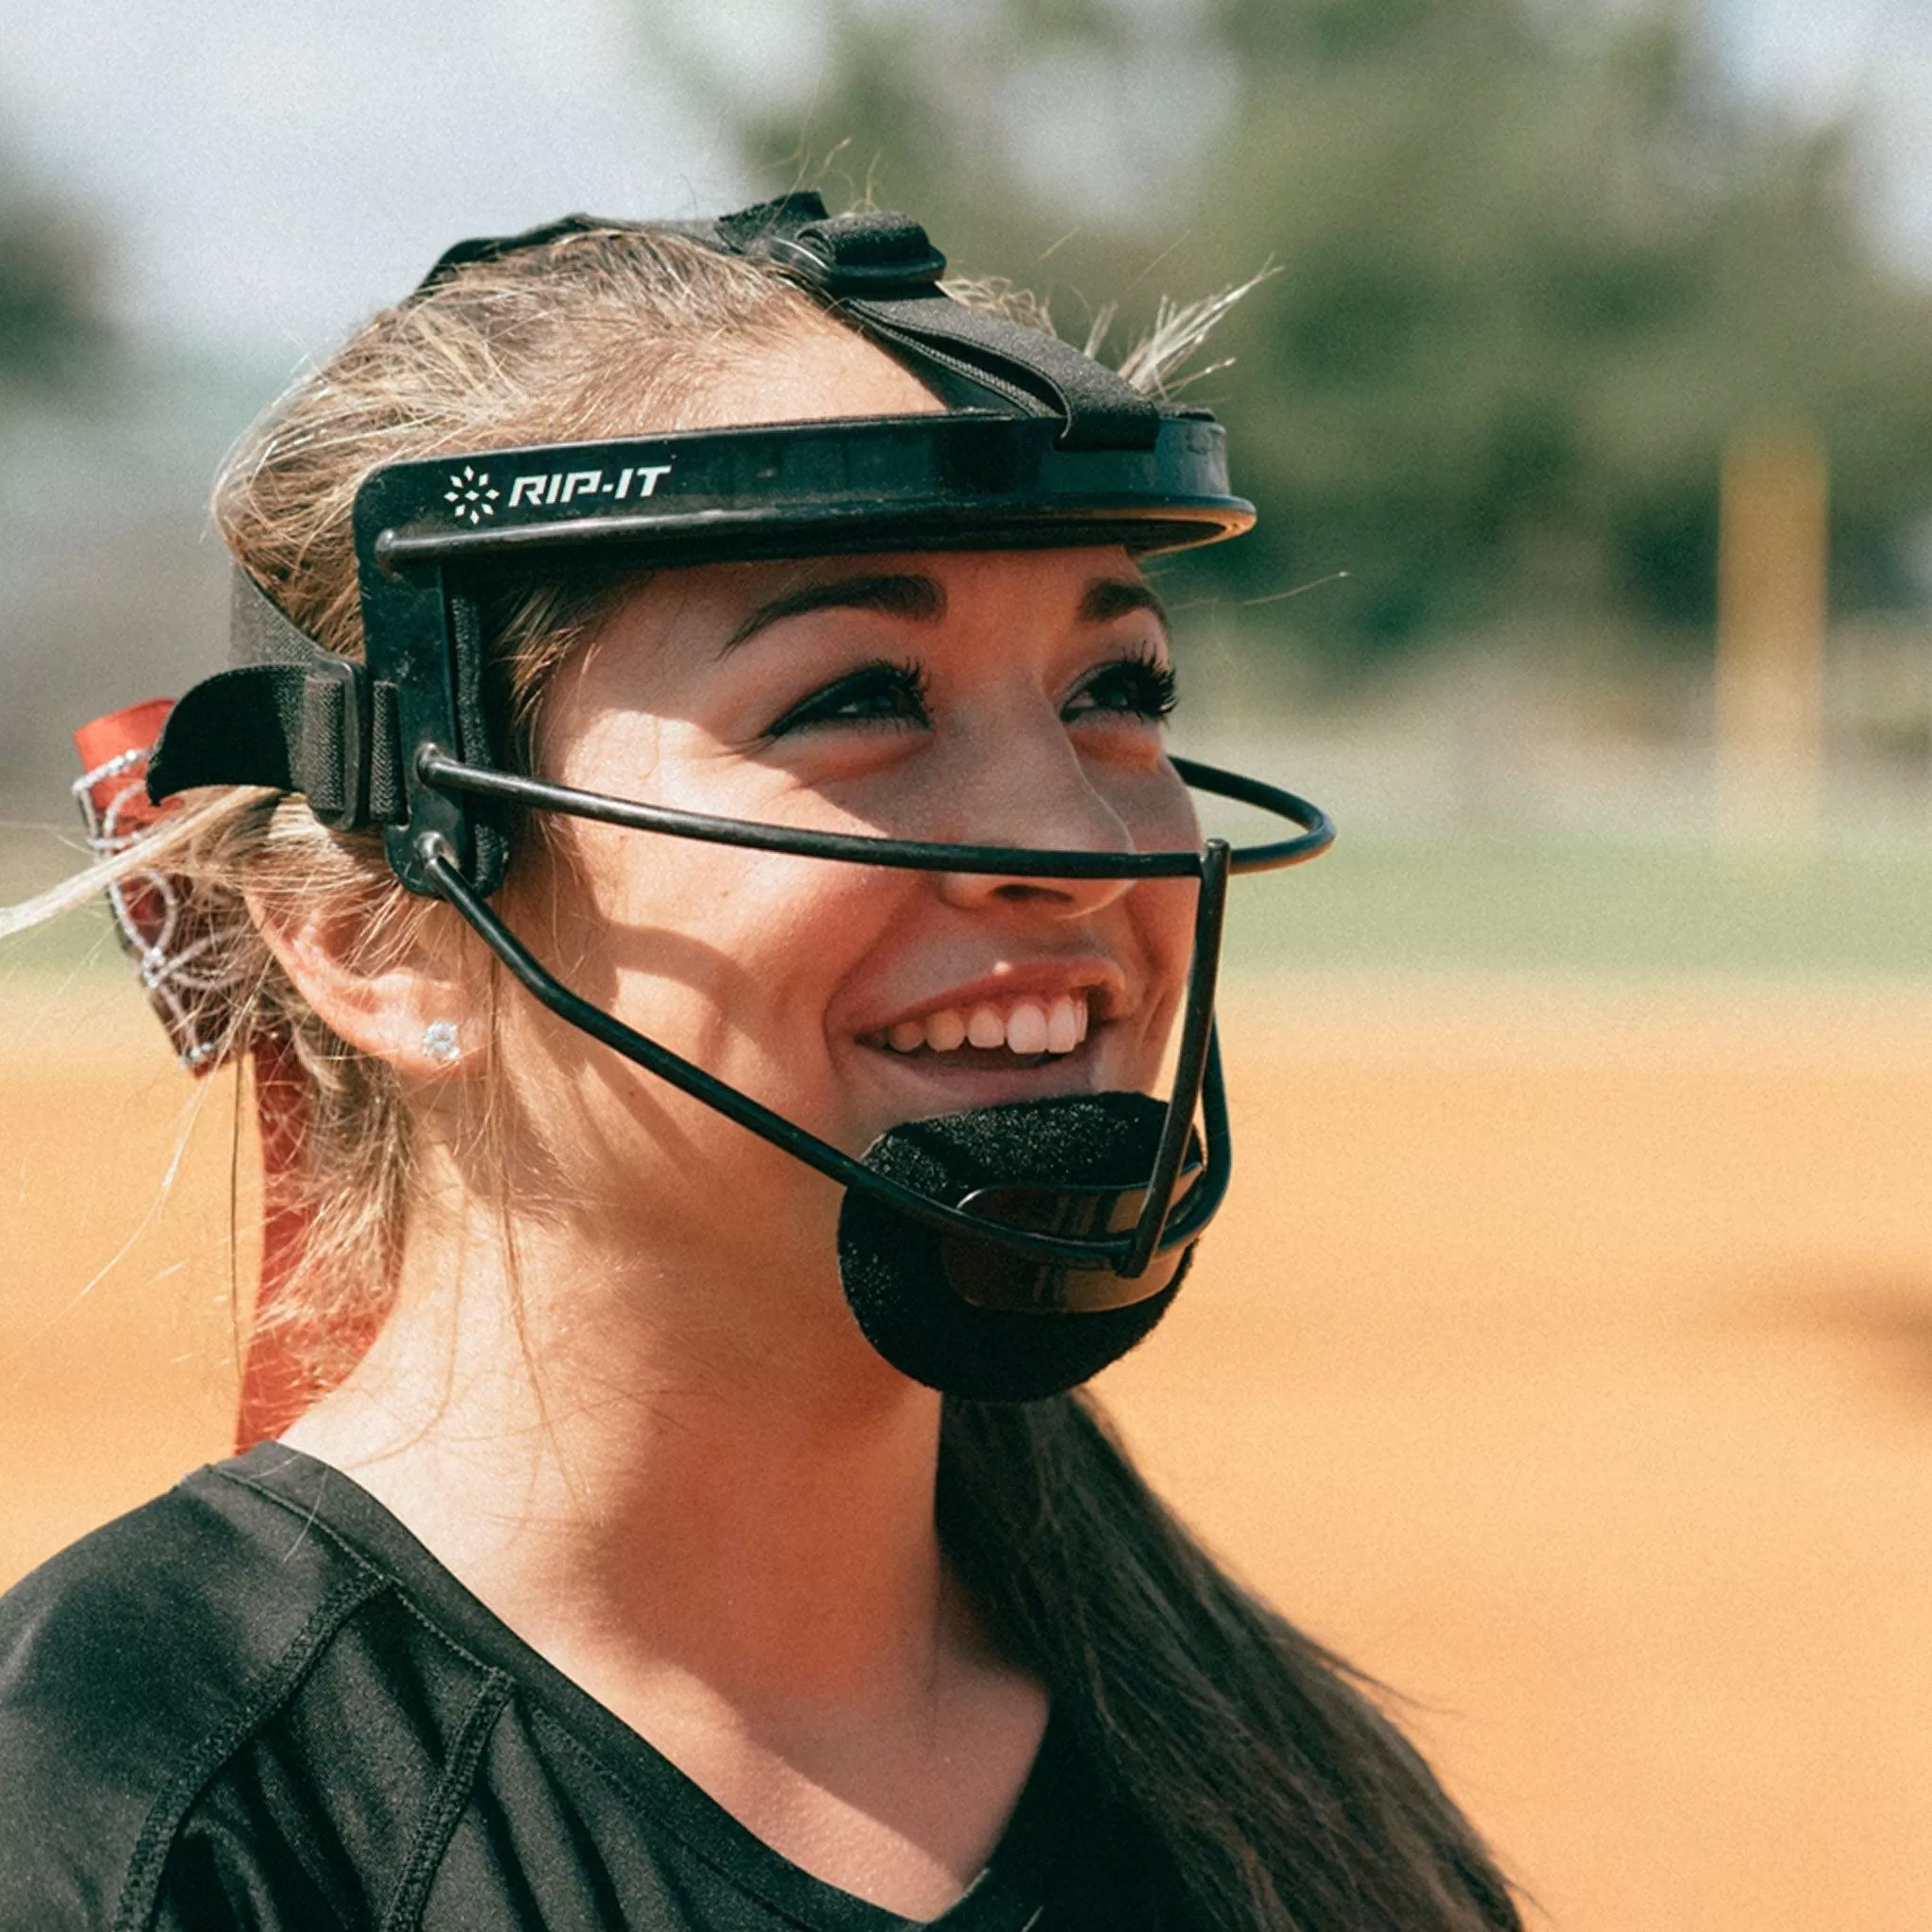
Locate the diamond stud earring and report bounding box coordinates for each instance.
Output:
[422,1020,461,1066]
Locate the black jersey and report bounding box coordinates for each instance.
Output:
[0,1444,1159,1931]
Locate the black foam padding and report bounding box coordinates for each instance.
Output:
[837,1092,1194,1402]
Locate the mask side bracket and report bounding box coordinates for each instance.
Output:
[357,457,507,895]
[1120,837,1229,1278]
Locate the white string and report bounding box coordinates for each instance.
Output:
[0,789,251,945]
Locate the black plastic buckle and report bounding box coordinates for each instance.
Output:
[758,209,949,299]
[291,652,369,829]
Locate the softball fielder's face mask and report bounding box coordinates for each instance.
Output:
[146,195,1333,1402]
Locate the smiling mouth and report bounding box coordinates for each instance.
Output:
[861,991,1091,1061]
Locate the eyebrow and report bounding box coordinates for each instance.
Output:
[717,568,1169,655]
[721,573,946,653]
[1079,576,1169,632]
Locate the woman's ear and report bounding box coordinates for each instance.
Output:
[246,878,486,1079]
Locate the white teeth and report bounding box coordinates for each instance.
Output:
[1005,1001,1049,1056]
[1045,994,1081,1056]
[924,1008,968,1052]
[882,991,1092,1057]
[966,1005,1007,1049]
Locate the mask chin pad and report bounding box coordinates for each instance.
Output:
[836,1091,1196,1402]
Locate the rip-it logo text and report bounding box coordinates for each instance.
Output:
[504,462,675,511]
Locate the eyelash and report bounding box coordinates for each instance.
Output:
[1066,651,1179,724]
[764,650,1178,738]
[766,658,932,736]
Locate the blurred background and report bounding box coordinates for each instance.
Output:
[1,4,1928,1927]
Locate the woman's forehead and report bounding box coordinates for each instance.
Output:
[662,318,946,433]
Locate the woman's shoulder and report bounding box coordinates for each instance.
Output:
[0,1448,381,1753]
[0,1448,394,1926]
[0,1447,1135,1932]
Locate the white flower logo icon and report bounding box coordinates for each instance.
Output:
[443,465,500,525]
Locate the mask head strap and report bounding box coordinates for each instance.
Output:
[415,193,1163,452]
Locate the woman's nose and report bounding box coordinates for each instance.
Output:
[928,732,1153,921]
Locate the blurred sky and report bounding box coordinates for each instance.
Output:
[6,0,1932,362]
[0,0,755,365]
[1707,0,1932,260]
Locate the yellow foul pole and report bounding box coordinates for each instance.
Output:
[1714,428,1828,844]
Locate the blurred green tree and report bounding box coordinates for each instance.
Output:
[0,164,109,391]
[651,0,1932,665]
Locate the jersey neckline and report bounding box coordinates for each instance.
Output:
[204,1441,1073,1932]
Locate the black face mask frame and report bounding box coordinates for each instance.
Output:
[145,193,1334,1354]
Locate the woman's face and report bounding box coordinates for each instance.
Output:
[486,333,1200,1296]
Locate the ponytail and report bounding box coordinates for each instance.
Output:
[938,1394,1521,1931]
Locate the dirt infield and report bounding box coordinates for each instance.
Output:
[3,969,1928,1931]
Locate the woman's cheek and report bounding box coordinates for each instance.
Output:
[1139,865,1199,982]
[1124,771,1202,954]
[677,856,883,1063]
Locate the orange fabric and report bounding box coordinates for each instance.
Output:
[74,698,177,787]
[72,701,365,1452]
[233,1034,326,1450]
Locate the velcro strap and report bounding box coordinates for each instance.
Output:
[764,208,948,298]
[845,291,1160,452]
[145,573,403,828]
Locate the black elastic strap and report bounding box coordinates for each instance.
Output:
[842,292,1159,450]
[742,199,1158,450]
[408,200,818,298]
[228,568,338,670]
[415,213,651,292]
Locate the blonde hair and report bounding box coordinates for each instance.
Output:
[18,226,857,1382]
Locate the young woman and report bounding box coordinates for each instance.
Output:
[0,199,1521,1931]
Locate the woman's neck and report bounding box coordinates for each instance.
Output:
[279,1191,1050,1919]
[285,1193,952,1709]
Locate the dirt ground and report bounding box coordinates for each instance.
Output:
[2,969,1928,1932]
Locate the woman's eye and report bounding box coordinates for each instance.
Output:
[766,659,932,737]
[1063,654,1178,724]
